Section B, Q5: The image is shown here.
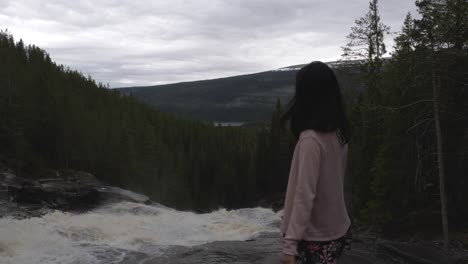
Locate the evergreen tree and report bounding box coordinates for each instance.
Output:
[341,0,391,222]
[342,0,390,98]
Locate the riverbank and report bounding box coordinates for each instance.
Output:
[108,232,468,264]
[1,168,467,264]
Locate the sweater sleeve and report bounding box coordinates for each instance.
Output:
[282,137,322,256]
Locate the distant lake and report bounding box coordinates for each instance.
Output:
[213,122,245,127]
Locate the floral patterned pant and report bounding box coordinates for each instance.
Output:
[296,230,352,264]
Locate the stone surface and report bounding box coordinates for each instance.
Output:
[140,232,464,264]
[0,169,103,218]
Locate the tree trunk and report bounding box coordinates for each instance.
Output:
[432,62,449,251]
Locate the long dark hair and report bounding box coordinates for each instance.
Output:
[280,61,350,144]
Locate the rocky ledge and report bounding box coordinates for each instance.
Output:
[0,168,103,218]
[102,232,468,264]
[0,168,150,219]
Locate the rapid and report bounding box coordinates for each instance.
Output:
[0,187,282,264]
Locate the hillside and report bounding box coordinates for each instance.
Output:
[0,31,290,211]
[117,61,363,122]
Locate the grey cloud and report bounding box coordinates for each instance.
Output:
[1,0,417,87]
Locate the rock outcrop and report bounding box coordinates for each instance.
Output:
[0,168,102,218]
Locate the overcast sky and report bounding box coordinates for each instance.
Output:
[1,0,417,87]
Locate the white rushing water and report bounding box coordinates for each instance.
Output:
[0,188,282,264]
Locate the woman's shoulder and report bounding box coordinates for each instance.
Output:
[297,130,322,149]
[299,129,331,141]
[298,129,344,148]
[299,129,318,138]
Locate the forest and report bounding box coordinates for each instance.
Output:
[0,0,467,243]
[0,29,293,211]
[342,0,468,239]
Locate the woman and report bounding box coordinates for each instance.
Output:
[280,61,351,264]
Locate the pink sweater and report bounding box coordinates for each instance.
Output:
[281,129,351,256]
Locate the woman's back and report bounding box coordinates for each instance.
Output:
[281,129,350,255]
[301,130,349,238]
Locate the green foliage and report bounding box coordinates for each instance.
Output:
[346,0,468,232]
[0,30,292,211]
[254,99,295,199]
[342,0,390,96]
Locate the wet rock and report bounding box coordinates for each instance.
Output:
[377,241,467,264]
[142,232,464,264]
[256,193,285,212]
[97,186,150,203]
[143,232,282,264]
[0,169,102,218]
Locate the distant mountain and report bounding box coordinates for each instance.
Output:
[117,61,363,122]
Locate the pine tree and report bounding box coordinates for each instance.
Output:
[341,0,390,222]
[414,0,451,250]
[342,0,390,98]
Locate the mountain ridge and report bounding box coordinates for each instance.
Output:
[116,60,362,122]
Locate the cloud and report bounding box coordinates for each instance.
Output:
[1,0,417,87]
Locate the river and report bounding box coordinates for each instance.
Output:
[1,186,464,264]
[0,187,281,264]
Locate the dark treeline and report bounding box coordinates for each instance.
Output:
[0,30,292,211]
[342,0,468,241]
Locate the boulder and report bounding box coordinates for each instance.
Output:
[0,169,102,217]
